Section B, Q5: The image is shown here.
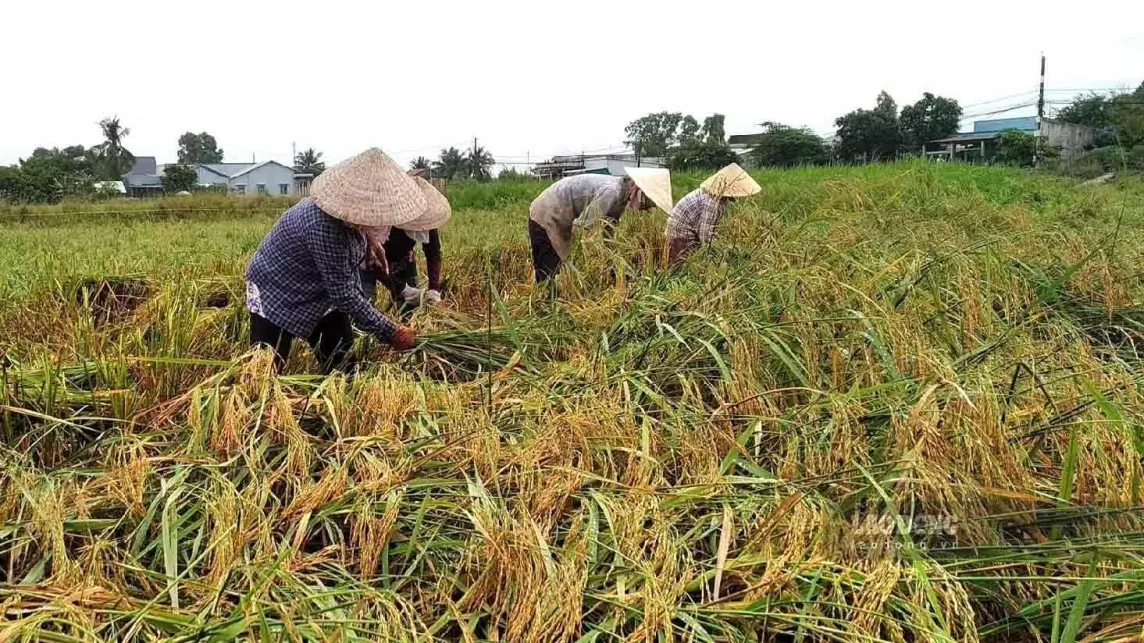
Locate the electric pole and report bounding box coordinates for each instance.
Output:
[472,137,478,180]
[1035,53,1045,168]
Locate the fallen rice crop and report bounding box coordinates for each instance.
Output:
[3,163,1144,640]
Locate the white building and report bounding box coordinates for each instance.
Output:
[124,158,313,196]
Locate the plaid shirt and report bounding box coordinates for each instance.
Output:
[245,198,396,342]
[666,188,725,245]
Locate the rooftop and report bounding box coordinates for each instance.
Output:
[928,131,1007,145]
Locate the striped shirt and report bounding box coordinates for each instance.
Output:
[666,188,725,245]
[245,198,397,342]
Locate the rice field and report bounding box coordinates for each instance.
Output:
[3,162,1144,641]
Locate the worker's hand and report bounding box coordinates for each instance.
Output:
[367,242,388,274]
[390,326,417,351]
[401,285,421,304]
[425,289,442,305]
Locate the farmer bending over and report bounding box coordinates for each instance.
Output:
[665,163,760,266]
[245,148,420,373]
[360,170,449,319]
[528,168,673,283]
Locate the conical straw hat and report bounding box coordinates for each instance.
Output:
[700,163,761,198]
[399,176,452,231]
[624,167,673,212]
[311,148,426,227]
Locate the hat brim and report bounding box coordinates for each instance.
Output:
[624,167,674,212]
[700,163,761,199]
[399,177,451,231]
[311,148,426,227]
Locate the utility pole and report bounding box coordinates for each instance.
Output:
[472,136,478,180]
[1035,53,1046,168]
[292,141,296,167]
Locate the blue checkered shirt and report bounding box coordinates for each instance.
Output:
[245,198,397,342]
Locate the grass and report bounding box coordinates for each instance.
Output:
[3,162,1144,640]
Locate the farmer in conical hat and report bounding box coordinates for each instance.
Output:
[245,148,422,373]
[664,163,761,266]
[528,168,673,283]
[361,170,451,319]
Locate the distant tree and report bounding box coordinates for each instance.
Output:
[701,113,727,145]
[410,156,432,171]
[669,140,738,171]
[498,167,529,180]
[161,164,198,192]
[834,91,902,162]
[997,131,1036,166]
[1108,83,1144,148]
[750,122,829,167]
[93,116,134,179]
[466,145,495,181]
[1058,93,1111,128]
[294,148,325,177]
[678,115,701,146]
[177,132,224,164]
[624,112,684,158]
[899,93,962,151]
[1057,83,1144,148]
[433,147,467,180]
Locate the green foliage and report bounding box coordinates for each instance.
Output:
[997,131,1036,166]
[161,164,198,193]
[900,92,962,151]
[624,111,683,158]
[176,132,224,164]
[465,145,495,182]
[702,113,727,145]
[1058,93,1111,128]
[678,115,701,146]
[669,142,738,171]
[1108,84,1144,148]
[625,111,736,170]
[92,115,134,180]
[835,91,902,162]
[0,147,101,204]
[294,148,325,177]
[433,147,467,180]
[496,167,532,181]
[410,156,432,171]
[1059,83,1144,149]
[749,122,829,167]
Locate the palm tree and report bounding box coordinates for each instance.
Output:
[294,148,325,177]
[432,147,467,180]
[94,116,134,180]
[465,145,495,182]
[410,156,432,171]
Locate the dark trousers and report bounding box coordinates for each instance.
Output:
[249,311,355,374]
[361,255,418,320]
[529,219,561,283]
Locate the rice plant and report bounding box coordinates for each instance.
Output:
[2,162,1144,641]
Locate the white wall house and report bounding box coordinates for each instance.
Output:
[128,159,313,195]
[191,161,307,195]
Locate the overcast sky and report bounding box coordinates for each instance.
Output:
[2,1,1142,170]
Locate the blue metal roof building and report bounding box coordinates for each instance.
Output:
[973,117,1038,133]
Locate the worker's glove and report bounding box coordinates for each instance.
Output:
[425,289,442,305]
[401,285,421,304]
[390,326,417,351]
